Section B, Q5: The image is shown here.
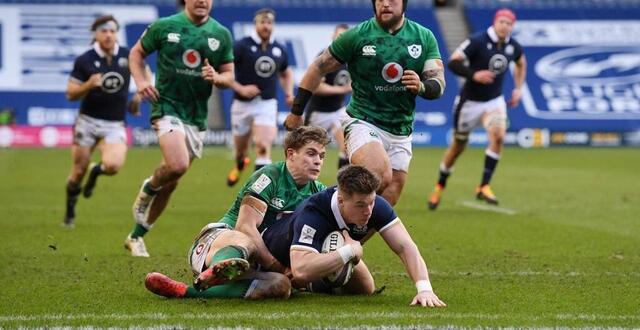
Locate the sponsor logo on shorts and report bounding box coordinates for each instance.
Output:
[381,62,403,83]
[195,243,205,255]
[182,49,201,68]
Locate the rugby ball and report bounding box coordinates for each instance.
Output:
[321,230,354,287]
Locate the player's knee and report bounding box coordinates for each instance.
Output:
[377,169,393,193]
[101,162,122,175]
[166,161,189,179]
[255,142,269,156]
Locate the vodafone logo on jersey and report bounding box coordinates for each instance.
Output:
[381,62,403,83]
[182,49,201,68]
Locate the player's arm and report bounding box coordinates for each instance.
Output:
[129,40,159,102]
[449,49,495,85]
[66,74,102,101]
[380,221,446,308]
[235,195,287,273]
[289,237,362,284]
[402,59,445,99]
[508,54,527,107]
[284,49,343,129]
[202,59,234,89]
[314,78,352,96]
[279,67,295,106]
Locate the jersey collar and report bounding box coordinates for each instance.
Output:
[93,42,119,58]
[487,26,510,43]
[330,189,348,230]
[251,30,275,45]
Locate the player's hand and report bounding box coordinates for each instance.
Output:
[88,73,103,89]
[283,113,304,131]
[127,93,142,116]
[410,290,447,308]
[401,69,422,95]
[342,230,363,264]
[238,84,261,99]
[284,93,294,107]
[202,58,226,88]
[508,88,522,108]
[472,70,495,85]
[136,82,160,103]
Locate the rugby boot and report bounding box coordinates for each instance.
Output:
[145,272,187,298]
[226,157,250,187]
[476,185,499,205]
[427,184,444,210]
[193,258,250,291]
[124,234,150,257]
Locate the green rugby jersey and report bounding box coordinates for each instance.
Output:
[330,18,441,136]
[219,161,326,232]
[141,12,233,131]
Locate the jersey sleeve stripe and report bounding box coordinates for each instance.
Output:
[378,217,400,233]
[290,245,319,254]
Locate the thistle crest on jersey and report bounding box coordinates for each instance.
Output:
[182,49,201,68]
[381,62,403,83]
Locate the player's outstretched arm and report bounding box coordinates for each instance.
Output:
[235,195,287,273]
[129,41,159,102]
[284,49,343,130]
[289,241,361,285]
[380,221,446,308]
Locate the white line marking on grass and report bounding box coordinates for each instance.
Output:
[2,312,640,323]
[375,270,640,278]
[460,201,517,215]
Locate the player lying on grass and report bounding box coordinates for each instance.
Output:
[261,165,446,307]
[144,126,329,299]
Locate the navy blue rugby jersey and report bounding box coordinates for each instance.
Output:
[69,43,131,121]
[233,34,289,101]
[306,50,350,113]
[457,27,523,102]
[262,186,399,267]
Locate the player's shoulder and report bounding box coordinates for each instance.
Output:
[74,48,98,64]
[235,36,253,47]
[117,45,131,57]
[205,17,232,34]
[404,18,435,36]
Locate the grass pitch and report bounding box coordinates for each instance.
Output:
[1,146,639,328]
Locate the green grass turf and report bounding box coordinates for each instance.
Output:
[1,147,639,328]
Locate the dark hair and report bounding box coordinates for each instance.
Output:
[337,165,380,197]
[90,15,119,32]
[335,23,349,31]
[284,126,330,154]
[254,8,276,21]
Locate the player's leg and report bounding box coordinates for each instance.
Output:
[193,229,256,291]
[64,144,91,226]
[83,120,127,198]
[379,132,413,205]
[251,98,278,171]
[344,120,393,203]
[127,117,191,257]
[476,100,507,205]
[429,98,478,210]
[227,100,252,187]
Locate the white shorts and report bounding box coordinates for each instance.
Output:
[342,117,413,172]
[73,114,126,147]
[231,98,278,136]
[187,223,232,276]
[454,95,507,135]
[152,115,205,159]
[307,107,348,134]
